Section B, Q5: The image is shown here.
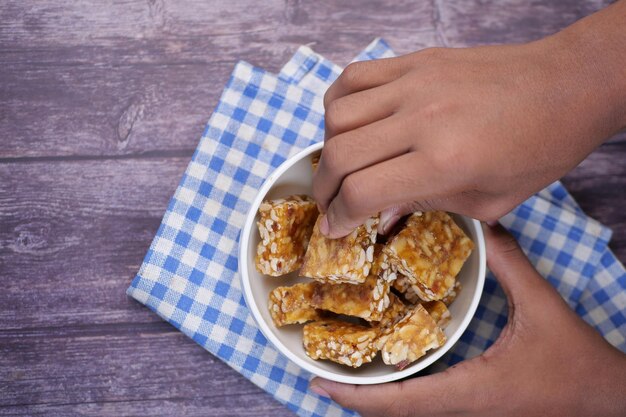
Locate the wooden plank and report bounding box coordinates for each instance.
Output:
[1,3,624,417]
[0,322,294,417]
[0,157,188,329]
[0,0,438,159]
[1,143,624,332]
[436,0,611,46]
[0,399,294,417]
[562,135,626,261]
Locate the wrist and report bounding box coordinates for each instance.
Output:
[547,1,626,134]
[583,352,626,417]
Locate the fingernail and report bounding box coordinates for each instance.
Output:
[320,215,330,236]
[486,220,499,227]
[310,384,330,398]
[379,211,399,235]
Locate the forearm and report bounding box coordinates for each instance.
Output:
[586,351,626,417]
[547,0,626,138]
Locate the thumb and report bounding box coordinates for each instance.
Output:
[483,222,554,305]
[310,366,479,417]
[308,377,418,416]
[379,199,475,235]
[378,202,425,235]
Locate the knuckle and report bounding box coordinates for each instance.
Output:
[319,138,343,176]
[419,46,446,62]
[324,99,344,134]
[323,87,333,109]
[339,175,367,218]
[420,99,452,124]
[340,62,364,88]
[428,147,452,174]
[427,138,465,177]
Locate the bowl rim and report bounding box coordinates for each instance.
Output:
[239,142,487,384]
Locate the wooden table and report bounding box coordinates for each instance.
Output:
[1,1,623,415]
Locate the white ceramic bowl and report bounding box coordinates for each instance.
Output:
[239,142,486,384]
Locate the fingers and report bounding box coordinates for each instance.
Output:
[314,115,412,212]
[324,57,410,110]
[320,152,454,238]
[483,223,554,304]
[310,367,479,417]
[379,202,424,235]
[324,82,401,139]
[309,378,416,416]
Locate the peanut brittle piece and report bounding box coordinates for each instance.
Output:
[383,211,474,301]
[392,275,422,304]
[268,283,321,327]
[394,275,461,308]
[381,304,446,370]
[311,151,321,172]
[441,280,462,306]
[373,293,410,350]
[303,319,378,368]
[300,215,378,284]
[256,195,318,276]
[422,301,451,329]
[371,244,399,284]
[311,273,391,322]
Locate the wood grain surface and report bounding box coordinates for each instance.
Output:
[1,1,622,416]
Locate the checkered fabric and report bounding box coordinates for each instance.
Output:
[128,39,625,417]
[275,40,625,367]
[279,38,395,98]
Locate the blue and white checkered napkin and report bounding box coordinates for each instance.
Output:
[128,39,626,417]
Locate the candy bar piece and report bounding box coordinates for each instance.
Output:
[381,304,446,370]
[311,272,391,322]
[373,293,410,350]
[378,252,399,283]
[372,244,399,285]
[392,275,422,304]
[303,319,378,368]
[441,280,462,306]
[268,283,321,327]
[300,215,378,284]
[394,274,461,308]
[256,195,318,276]
[422,301,451,329]
[311,151,321,172]
[383,211,474,301]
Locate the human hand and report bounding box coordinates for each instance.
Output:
[313,2,626,238]
[309,224,626,417]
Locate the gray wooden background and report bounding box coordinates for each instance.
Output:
[1,1,624,416]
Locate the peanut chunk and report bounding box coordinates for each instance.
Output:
[268,283,321,327]
[311,273,391,322]
[311,151,321,172]
[373,293,411,350]
[381,304,446,370]
[392,275,422,304]
[441,281,462,306]
[255,195,318,276]
[303,319,378,368]
[383,211,473,301]
[300,215,378,284]
[422,301,451,329]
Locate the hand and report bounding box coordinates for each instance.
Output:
[309,224,626,417]
[313,2,626,238]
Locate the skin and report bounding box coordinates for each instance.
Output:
[309,2,626,415]
[313,1,626,238]
[310,224,626,416]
